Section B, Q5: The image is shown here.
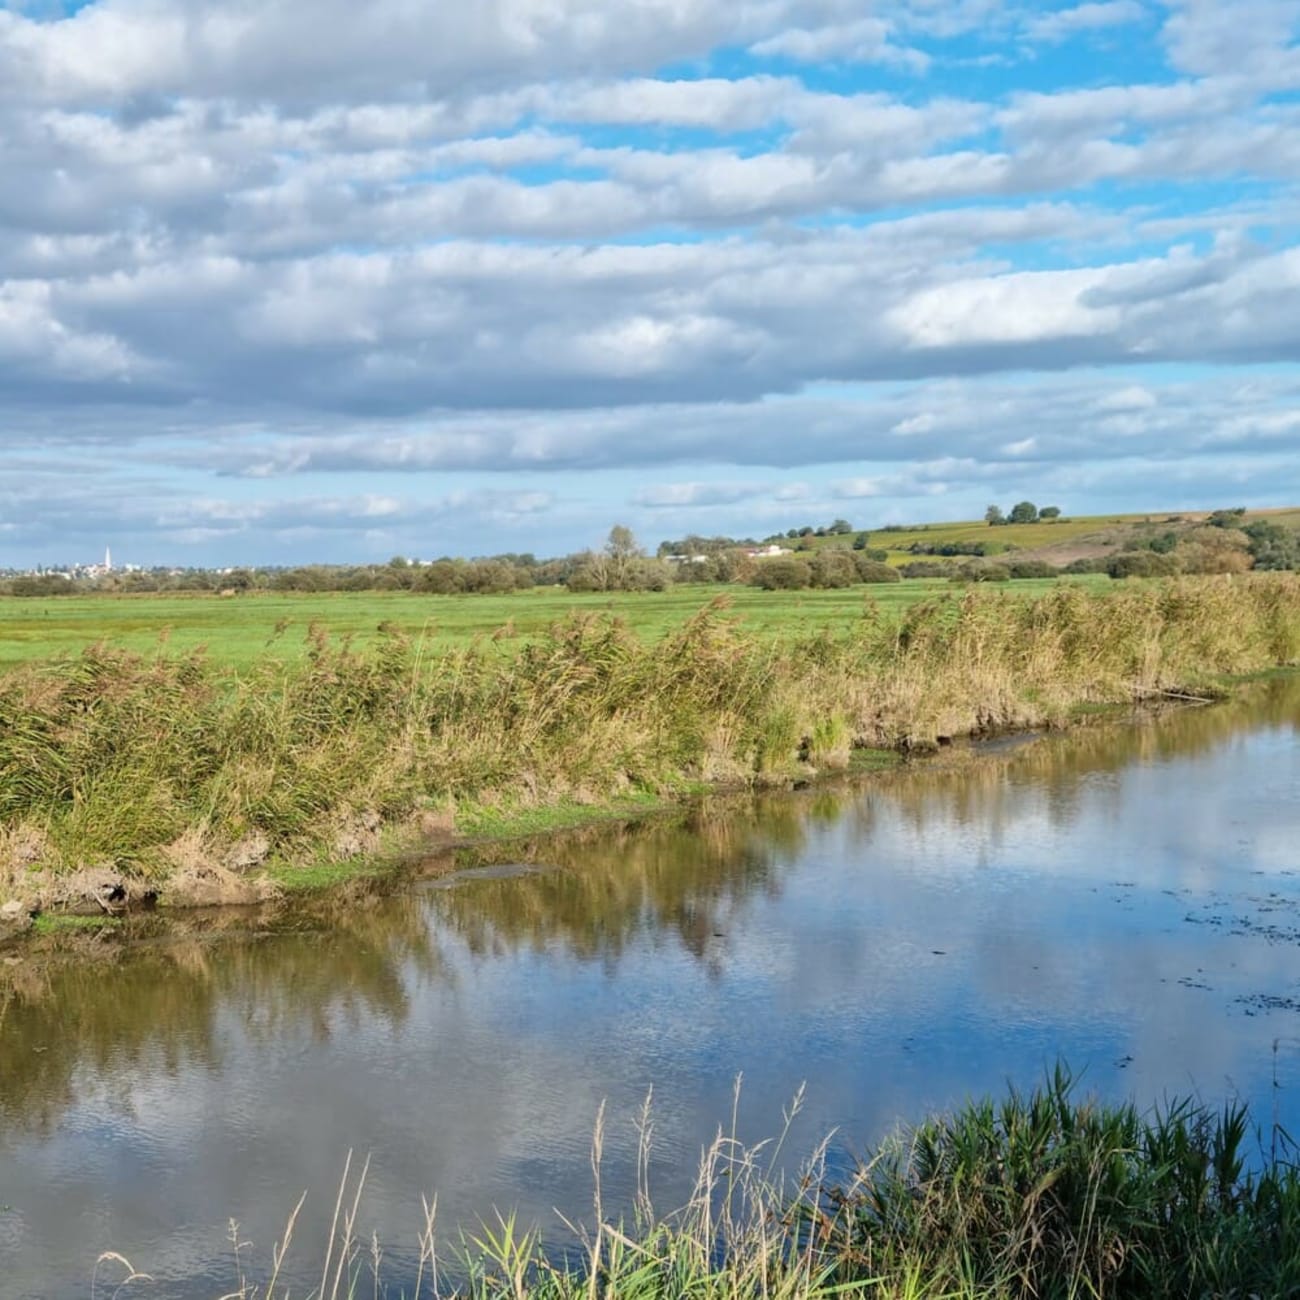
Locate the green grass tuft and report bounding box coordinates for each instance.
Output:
[123,1069,1300,1300]
[31,913,121,935]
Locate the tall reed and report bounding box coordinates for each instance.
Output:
[2,575,1297,890]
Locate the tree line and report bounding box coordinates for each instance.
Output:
[4,509,1298,598]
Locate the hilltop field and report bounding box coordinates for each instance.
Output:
[796,505,1300,566]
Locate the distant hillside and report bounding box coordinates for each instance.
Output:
[771,507,1300,571]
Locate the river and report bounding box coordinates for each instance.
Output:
[3,679,1300,1297]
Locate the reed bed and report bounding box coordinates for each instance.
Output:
[3,575,1299,895]
[95,1071,1300,1299]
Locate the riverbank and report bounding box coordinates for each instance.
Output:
[93,1071,1300,1300]
[2,575,1299,937]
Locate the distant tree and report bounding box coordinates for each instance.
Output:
[565,554,607,592]
[1008,501,1039,524]
[606,524,640,558]
[828,518,854,535]
[985,504,1006,526]
[601,524,643,589]
[852,531,870,550]
[1038,506,1061,520]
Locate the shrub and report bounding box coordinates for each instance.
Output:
[809,550,857,589]
[1007,559,1058,580]
[5,575,77,597]
[953,563,1011,583]
[909,541,988,557]
[1108,551,1182,579]
[622,557,673,592]
[1207,507,1248,528]
[854,558,900,583]
[1244,520,1300,571]
[898,561,956,579]
[421,564,463,598]
[1063,556,1107,575]
[751,557,813,590]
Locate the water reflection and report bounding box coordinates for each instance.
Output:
[428,815,786,973]
[2,678,1299,1299]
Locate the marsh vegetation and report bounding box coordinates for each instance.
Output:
[2,576,1299,905]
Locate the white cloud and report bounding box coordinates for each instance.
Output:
[830,476,889,497]
[1025,1,1147,45]
[750,18,931,70]
[0,0,821,107]
[632,481,767,507]
[1160,0,1300,86]
[1097,385,1157,411]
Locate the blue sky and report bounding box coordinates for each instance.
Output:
[1,0,1299,566]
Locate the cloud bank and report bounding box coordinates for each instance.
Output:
[1,0,1299,563]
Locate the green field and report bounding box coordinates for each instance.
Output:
[0,578,1107,670]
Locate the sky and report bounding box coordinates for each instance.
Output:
[1,0,1299,567]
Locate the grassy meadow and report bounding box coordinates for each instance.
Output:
[0,577,1104,671]
[1,574,1298,912]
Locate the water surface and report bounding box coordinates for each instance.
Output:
[3,681,1300,1298]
